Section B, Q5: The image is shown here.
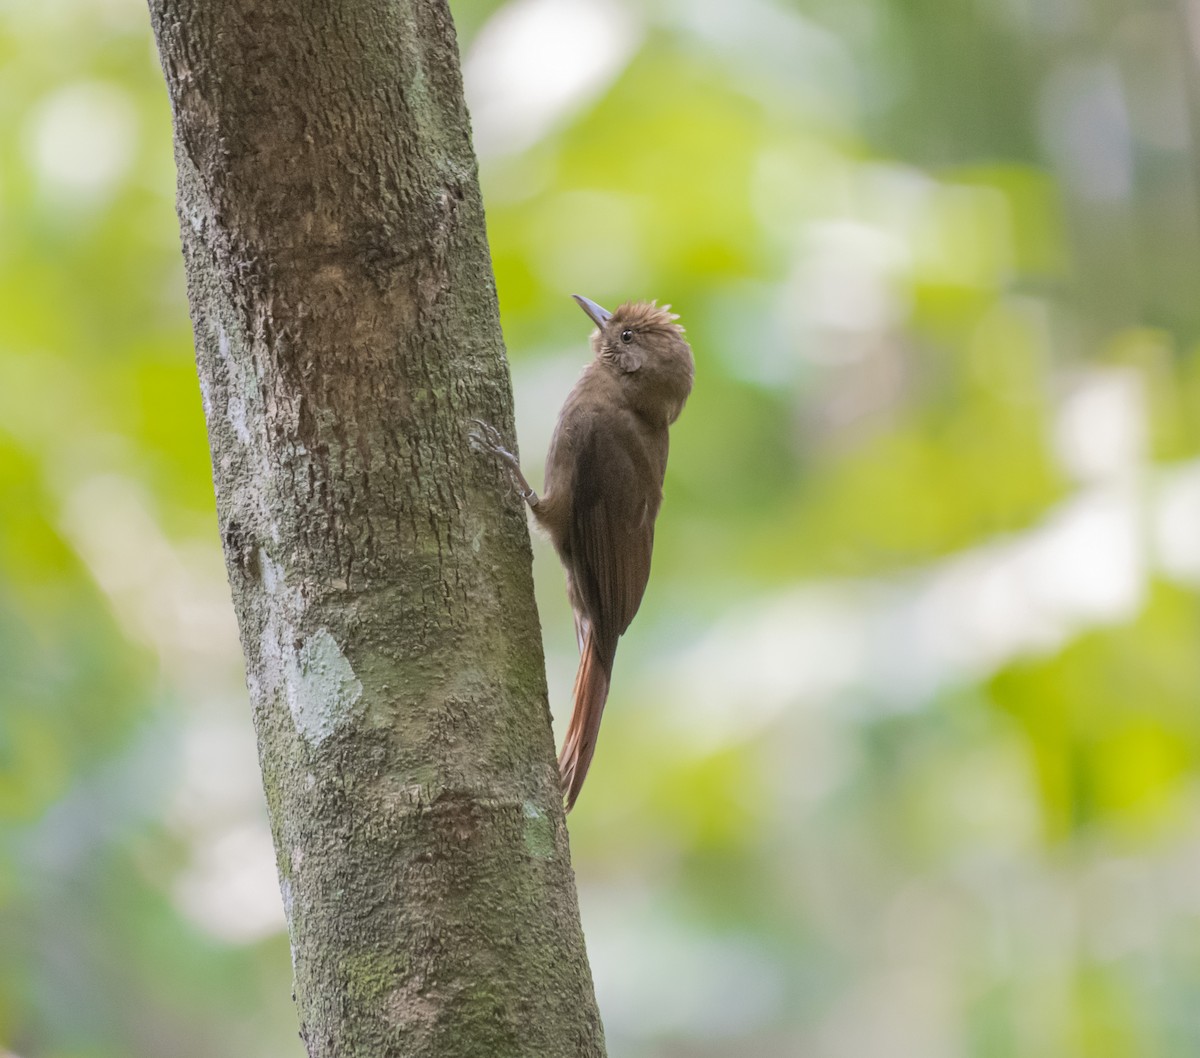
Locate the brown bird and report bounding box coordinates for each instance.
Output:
[473,294,694,810]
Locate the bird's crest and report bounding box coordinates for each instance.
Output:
[612,300,685,336]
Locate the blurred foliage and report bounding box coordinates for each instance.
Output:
[4,0,1200,1055]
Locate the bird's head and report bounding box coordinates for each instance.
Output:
[573,294,695,426]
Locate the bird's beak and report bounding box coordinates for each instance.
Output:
[572,294,611,329]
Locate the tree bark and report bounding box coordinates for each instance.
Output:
[146,1,606,1055]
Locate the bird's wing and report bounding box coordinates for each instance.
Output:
[567,423,659,662]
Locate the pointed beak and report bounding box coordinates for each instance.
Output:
[572,293,611,330]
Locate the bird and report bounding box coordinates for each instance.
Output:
[472,294,695,810]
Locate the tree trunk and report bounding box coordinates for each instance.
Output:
[146,1,606,1055]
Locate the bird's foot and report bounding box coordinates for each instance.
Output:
[468,418,540,506]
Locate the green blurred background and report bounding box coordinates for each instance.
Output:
[5,0,1200,1054]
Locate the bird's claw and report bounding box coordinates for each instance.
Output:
[468,418,517,464]
[468,418,539,505]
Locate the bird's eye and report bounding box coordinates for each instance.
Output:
[620,329,634,344]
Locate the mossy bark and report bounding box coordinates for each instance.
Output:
[146,1,606,1054]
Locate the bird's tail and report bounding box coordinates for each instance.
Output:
[558,627,615,812]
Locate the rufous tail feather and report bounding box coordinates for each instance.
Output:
[558,628,614,811]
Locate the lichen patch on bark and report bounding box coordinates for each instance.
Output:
[217,324,253,445]
[287,627,363,745]
[521,801,554,860]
